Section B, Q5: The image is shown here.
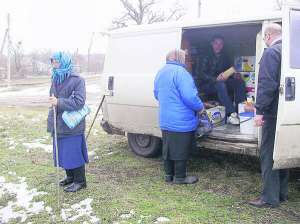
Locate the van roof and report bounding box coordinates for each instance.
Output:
[111,11,282,35]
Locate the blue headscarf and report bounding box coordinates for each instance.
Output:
[51,52,73,84]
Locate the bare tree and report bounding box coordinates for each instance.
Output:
[111,0,186,29]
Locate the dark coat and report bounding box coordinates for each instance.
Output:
[199,51,232,84]
[255,40,282,117]
[47,73,86,137]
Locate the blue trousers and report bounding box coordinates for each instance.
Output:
[201,78,246,115]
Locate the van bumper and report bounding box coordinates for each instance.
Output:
[100,119,125,136]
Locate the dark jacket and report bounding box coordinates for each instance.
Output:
[199,51,232,84]
[255,40,282,117]
[47,73,86,137]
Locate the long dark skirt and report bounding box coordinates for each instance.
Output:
[162,130,195,161]
[53,134,89,170]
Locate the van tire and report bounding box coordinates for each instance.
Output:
[127,133,162,158]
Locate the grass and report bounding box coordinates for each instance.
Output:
[1,106,300,223]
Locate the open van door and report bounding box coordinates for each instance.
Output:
[273,5,300,169]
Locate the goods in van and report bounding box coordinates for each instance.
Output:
[234,56,256,72]
[246,91,255,100]
[239,71,256,100]
[204,100,220,109]
[196,111,213,138]
[206,106,226,127]
[238,102,257,136]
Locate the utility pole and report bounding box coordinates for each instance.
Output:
[87,32,95,74]
[198,0,202,18]
[7,13,11,86]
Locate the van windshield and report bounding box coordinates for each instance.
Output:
[290,9,300,69]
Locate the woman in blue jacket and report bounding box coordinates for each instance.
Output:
[154,49,204,184]
[48,52,88,192]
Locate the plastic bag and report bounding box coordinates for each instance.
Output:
[62,105,91,129]
[196,111,213,138]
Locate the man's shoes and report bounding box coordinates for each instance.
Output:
[227,112,240,125]
[280,197,288,203]
[64,182,87,192]
[59,177,73,187]
[173,176,198,184]
[248,197,278,208]
[165,175,173,183]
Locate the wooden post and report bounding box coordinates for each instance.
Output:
[87,32,95,74]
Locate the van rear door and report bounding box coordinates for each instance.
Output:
[273,5,300,169]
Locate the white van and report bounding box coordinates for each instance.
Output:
[100,5,300,169]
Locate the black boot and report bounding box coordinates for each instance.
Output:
[59,169,73,186]
[173,176,199,184]
[173,160,198,184]
[64,166,86,192]
[164,160,174,183]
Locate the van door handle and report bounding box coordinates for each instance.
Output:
[107,76,114,96]
[285,77,295,101]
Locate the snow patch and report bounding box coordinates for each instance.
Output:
[105,152,118,156]
[93,156,100,160]
[0,176,48,223]
[8,171,17,176]
[0,87,48,98]
[88,151,96,157]
[61,198,100,223]
[8,139,18,150]
[120,210,135,219]
[154,217,171,223]
[23,142,52,153]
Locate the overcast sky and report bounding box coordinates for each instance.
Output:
[0,0,279,54]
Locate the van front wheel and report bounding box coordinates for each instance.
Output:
[127,133,162,158]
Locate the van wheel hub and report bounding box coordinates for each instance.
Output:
[135,134,151,148]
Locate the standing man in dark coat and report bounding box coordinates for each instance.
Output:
[248,23,289,208]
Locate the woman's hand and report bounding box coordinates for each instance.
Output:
[49,96,58,106]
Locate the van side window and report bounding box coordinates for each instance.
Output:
[290,10,300,69]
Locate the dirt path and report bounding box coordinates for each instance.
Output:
[0,75,103,107]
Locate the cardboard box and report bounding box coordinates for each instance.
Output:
[206,106,226,126]
[234,56,256,72]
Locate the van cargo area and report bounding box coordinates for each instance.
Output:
[182,23,262,155]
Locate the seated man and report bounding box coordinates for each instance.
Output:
[199,35,246,125]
